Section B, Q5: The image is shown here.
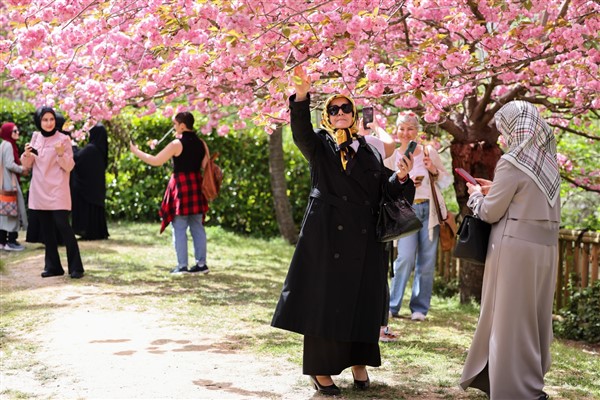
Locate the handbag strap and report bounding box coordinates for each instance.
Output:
[200,139,210,170]
[424,145,445,224]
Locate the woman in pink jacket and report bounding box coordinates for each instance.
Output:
[21,107,84,279]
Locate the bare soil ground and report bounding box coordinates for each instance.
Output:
[1,258,316,400]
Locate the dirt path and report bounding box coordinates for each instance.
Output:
[1,259,314,400]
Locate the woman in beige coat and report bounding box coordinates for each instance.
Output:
[459,101,561,400]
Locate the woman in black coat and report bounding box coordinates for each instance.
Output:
[71,123,109,240]
[271,67,415,396]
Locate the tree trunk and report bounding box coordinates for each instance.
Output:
[268,125,298,244]
[450,141,503,304]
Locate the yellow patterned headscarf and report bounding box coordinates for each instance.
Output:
[321,94,359,170]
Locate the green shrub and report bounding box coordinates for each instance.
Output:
[1,99,312,238]
[433,277,459,298]
[103,111,310,237]
[554,278,600,343]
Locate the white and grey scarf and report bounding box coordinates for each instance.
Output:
[495,101,560,206]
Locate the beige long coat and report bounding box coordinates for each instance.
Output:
[459,159,560,400]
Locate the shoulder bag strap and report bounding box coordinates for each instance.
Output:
[424,145,445,223]
[200,139,210,170]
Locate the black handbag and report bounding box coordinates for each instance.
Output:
[453,215,492,264]
[376,197,423,243]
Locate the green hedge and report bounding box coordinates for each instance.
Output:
[1,99,311,238]
[554,279,600,343]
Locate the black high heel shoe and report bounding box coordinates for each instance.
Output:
[309,375,341,396]
[351,369,370,390]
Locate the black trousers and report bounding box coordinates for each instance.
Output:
[0,230,18,245]
[36,210,83,274]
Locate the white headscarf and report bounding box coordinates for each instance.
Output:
[495,101,560,206]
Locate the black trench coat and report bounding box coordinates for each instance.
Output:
[271,95,415,344]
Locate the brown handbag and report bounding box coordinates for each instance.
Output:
[424,146,456,251]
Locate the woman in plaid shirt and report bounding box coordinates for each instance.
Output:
[130,112,209,274]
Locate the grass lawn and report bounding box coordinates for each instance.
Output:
[1,222,598,399]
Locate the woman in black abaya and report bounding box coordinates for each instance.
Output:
[71,123,109,240]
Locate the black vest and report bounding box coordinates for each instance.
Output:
[173,131,204,173]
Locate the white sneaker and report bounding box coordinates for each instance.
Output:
[4,242,24,252]
[411,312,426,321]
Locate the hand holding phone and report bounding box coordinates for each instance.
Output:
[25,143,38,155]
[362,106,374,129]
[404,140,417,157]
[455,168,478,185]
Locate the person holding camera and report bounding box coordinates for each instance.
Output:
[460,101,560,400]
[130,112,209,275]
[21,107,84,279]
[271,66,415,396]
[385,111,452,322]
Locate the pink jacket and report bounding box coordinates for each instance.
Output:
[21,132,75,210]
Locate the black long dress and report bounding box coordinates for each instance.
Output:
[71,123,109,240]
[271,94,415,375]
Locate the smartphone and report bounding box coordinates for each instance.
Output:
[404,140,418,157]
[455,167,478,185]
[362,106,374,129]
[30,147,38,156]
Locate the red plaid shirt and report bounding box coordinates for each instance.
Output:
[159,170,208,233]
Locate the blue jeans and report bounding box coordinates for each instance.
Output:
[389,201,439,316]
[171,214,206,268]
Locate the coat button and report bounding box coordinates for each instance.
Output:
[364,200,370,206]
[333,253,340,259]
[342,196,348,201]
[337,225,343,231]
[361,229,367,234]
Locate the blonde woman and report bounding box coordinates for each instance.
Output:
[385,112,452,321]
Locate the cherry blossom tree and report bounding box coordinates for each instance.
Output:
[2,0,599,300]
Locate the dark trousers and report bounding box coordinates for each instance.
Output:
[37,210,83,274]
[0,230,18,245]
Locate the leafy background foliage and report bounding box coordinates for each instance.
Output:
[2,98,596,235]
[1,99,311,238]
[554,279,600,343]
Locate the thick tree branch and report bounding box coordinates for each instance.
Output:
[472,77,497,122]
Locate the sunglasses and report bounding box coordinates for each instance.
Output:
[327,103,353,116]
[12,129,19,133]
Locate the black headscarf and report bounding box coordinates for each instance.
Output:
[88,123,108,166]
[34,106,58,137]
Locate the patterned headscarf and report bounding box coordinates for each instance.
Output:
[495,101,560,206]
[320,94,359,170]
